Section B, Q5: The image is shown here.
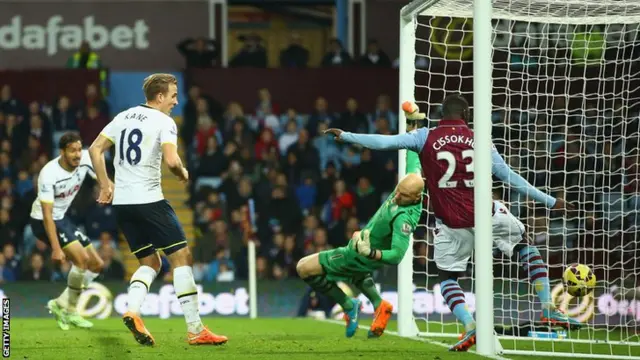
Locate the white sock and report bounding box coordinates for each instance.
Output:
[57,270,101,310]
[83,270,100,288]
[173,266,203,334]
[64,265,86,314]
[57,288,69,309]
[127,266,157,315]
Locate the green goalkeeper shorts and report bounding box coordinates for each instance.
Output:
[318,246,381,282]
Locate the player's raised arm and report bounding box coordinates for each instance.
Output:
[325,127,429,152]
[89,123,117,204]
[406,150,422,175]
[324,101,429,152]
[490,146,557,208]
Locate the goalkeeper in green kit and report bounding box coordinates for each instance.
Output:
[296,149,424,339]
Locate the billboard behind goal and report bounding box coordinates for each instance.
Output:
[0,281,638,325]
[0,1,209,70]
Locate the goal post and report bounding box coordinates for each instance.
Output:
[397,0,640,358]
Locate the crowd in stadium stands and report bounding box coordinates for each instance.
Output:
[3,79,640,286]
[2,35,639,287]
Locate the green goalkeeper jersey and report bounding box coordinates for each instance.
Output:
[347,150,423,267]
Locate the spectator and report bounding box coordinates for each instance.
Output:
[358,39,391,68]
[335,98,368,134]
[273,235,300,278]
[313,122,341,172]
[14,170,33,198]
[177,37,219,68]
[0,209,18,248]
[0,152,13,179]
[280,33,310,68]
[354,177,378,224]
[369,94,398,132]
[279,121,299,156]
[98,244,125,281]
[92,232,121,258]
[194,103,223,157]
[77,105,108,145]
[286,129,320,181]
[66,41,101,69]
[255,256,270,280]
[0,253,16,283]
[197,137,228,178]
[16,136,44,175]
[280,108,305,130]
[325,179,354,224]
[204,248,235,282]
[0,85,23,115]
[51,96,78,133]
[79,83,109,118]
[321,38,352,67]
[307,97,335,137]
[28,114,52,156]
[21,252,51,281]
[229,34,268,68]
[296,176,317,214]
[255,128,279,162]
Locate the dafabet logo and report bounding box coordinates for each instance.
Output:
[0,15,150,55]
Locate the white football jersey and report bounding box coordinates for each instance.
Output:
[99,104,178,205]
[31,150,96,221]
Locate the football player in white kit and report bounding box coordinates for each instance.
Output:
[88,73,227,346]
[30,132,105,330]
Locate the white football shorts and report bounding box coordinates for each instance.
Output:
[433,200,525,272]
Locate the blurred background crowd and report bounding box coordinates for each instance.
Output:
[0,32,404,286]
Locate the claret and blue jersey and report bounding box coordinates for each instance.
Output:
[340,121,556,228]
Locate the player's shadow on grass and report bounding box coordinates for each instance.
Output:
[91,333,133,360]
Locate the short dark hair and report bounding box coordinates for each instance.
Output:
[59,131,82,150]
[442,94,470,121]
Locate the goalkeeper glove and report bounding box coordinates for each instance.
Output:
[354,229,376,259]
[402,101,426,121]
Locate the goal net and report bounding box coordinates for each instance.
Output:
[398,0,640,358]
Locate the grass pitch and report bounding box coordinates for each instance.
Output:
[11,317,640,360]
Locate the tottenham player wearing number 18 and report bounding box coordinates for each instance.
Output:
[30,132,105,330]
[296,149,423,339]
[325,94,582,352]
[88,74,227,346]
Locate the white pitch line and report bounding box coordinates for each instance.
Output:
[321,319,511,360]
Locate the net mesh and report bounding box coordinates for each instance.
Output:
[409,0,640,357]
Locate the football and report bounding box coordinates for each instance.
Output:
[563,263,596,297]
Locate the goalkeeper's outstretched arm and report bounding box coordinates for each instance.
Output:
[406,149,422,175]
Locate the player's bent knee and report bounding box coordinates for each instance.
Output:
[138,252,162,273]
[296,254,322,278]
[88,255,104,273]
[66,244,89,269]
[296,258,308,277]
[166,246,192,268]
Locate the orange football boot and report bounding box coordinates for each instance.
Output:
[188,326,228,345]
[123,311,155,346]
[368,300,393,338]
